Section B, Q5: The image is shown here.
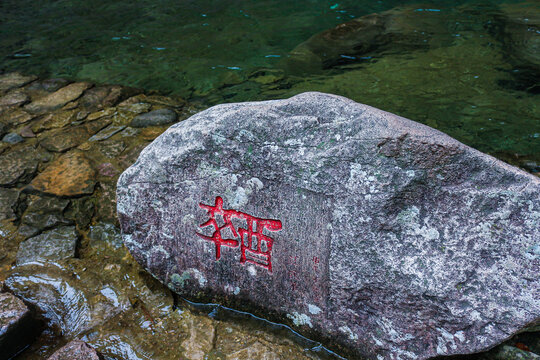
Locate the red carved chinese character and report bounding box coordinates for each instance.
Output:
[196,196,282,272]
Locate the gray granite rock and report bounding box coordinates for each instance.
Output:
[131,108,177,128]
[48,340,101,360]
[117,92,540,360]
[17,226,78,265]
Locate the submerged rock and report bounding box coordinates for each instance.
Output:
[0,145,42,186]
[16,226,79,265]
[131,108,178,128]
[117,92,540,359]
[47,340,101,360]
[0,188,19,221]
[25,82,92,113]
[0,73,36,93]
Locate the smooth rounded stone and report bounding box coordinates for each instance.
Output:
[39,126,89,152]
[131,108,177,128]
[16,226,79,265]
[24,82,93,114]
[0,145,41,186]
[0,90,30,107]
[0,188,19,221]
[26,151,96,197]
[117,92,540,360]
[48,340,101,360]
[0,291,36,358]
[0,73,37,93]
[2,132,24,144]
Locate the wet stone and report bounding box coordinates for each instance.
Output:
[88,223,123,249]
[32,110,77,133]
[27,151,96,197]
[0,122,6,139]
[131,108,177,128]
[64,197,95,229]
[20,125,35,138]
[47,340,101,360]
[98,140,126,158]
[16,226,78,265]
[180,314,215,360]
[20,195,71,236]
[0,291,34,358]
[39,126,89,152]
[5,262,129,338]
[484,345,540,360]
[0,188,19,221]
[0,73,37,93]
[0,145,41,186]
[2,132,23,144]
[25,82,93,114]
[117,92,540,360]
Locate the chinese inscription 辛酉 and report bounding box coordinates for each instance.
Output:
[196,196,282,272]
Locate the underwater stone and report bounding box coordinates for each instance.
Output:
[16,225,79,265]
[117,92,540,360]
[131,108,177,128]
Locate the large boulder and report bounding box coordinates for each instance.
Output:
[117,92,540,360]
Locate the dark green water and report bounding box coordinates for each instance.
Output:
[1,0,539,168]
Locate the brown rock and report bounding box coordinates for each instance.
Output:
[0,73,37,93]
[27,151,96,197]
[40,127,89,152]
[25,82,93,113]
[48,340,101,360]
[20,125,35,138]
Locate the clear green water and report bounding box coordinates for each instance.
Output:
[0,0,538,165]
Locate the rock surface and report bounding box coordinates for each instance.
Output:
[117,92,540,360]
[47,340,101,360]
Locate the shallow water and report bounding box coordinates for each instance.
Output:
[1,0,538,170]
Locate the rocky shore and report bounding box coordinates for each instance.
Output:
[0,72,538,359]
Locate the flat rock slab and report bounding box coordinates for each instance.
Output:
[27,151,96,197]
[48,340,101,360]
[0,73,36,93]
[25,82,92,113]
[17,226,78,265]
[117,92,540,360]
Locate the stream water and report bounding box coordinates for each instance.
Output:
[0,0,539,359]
